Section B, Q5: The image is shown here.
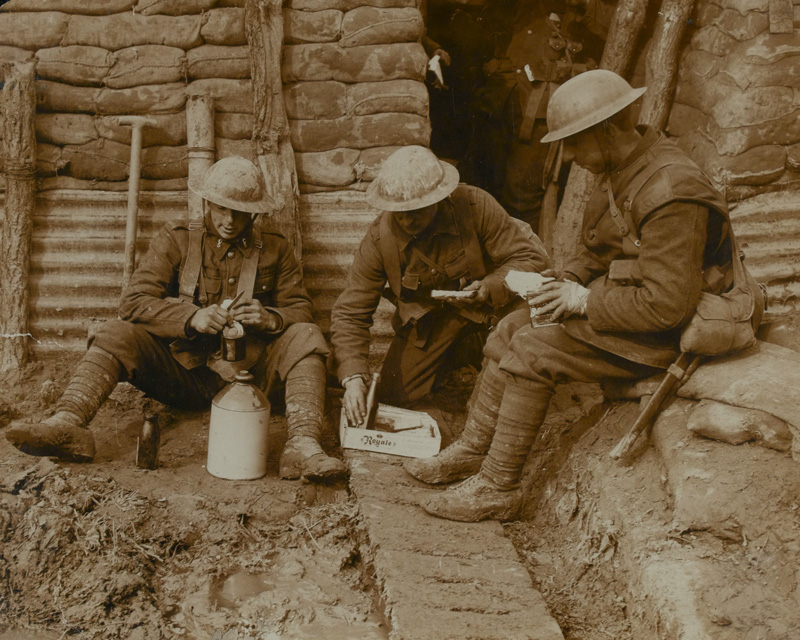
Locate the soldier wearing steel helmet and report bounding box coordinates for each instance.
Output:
[330,146,549,426]
[7,156,346,482]
[409,70,747,522]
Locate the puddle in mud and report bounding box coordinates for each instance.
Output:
[203,553,388,639]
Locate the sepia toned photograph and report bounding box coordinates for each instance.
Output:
[0,0,797,638]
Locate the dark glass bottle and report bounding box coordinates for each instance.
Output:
[136,413,160,470]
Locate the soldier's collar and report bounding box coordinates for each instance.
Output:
[204,216,257,258]
[392,200,459,251]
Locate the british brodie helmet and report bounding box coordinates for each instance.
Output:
[190,156,276,214]
[366,145,460,212]
[540,70,647,143]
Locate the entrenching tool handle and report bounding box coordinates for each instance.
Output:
[116,116,158,294]
[363,372,381,430]
[609,353,702,460]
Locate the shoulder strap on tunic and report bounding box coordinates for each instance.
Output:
[179,220,205,302]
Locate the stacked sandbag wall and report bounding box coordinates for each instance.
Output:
[283,0,429,193]
[0,0,429,194]
[668,0,800,201]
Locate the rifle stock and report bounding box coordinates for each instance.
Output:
[609,353,702,460]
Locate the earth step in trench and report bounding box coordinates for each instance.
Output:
[346,450,564,640]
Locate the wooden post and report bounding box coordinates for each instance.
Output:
[245,0,303,268]
[0,61,37,374]
[639,0,695,130]
[551,0,652,268]
[186,93,216,219]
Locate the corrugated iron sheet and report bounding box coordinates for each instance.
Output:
[19,190,390,358]
[728,192,800,319]
[6,189,798,360]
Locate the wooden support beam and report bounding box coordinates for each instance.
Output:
[186,93,216,219]
[246,0,303,269]
[0,61,37,374]
[640,0,695,130]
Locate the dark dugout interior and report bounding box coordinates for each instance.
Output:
[421,0,621,230]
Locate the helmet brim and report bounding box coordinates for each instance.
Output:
[540,86,647,144]
[189,180,277,214]
[365,161,460,212]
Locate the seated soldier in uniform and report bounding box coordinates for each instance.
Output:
[409,71,762,521]
[329,145,549,428]
[7,157,347,482]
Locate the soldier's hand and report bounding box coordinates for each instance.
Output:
[343,377,368,427]
[528,280,589,321]
[189,304,231,335]
[447,280,489,308]
[231,298,281,332]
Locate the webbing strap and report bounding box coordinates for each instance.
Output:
[237,220,262,298]
[450,189,487,281]
[179,221,204,302]
[380,213,403,298]
[518,81,549,142]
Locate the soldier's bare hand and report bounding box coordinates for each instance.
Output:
[231,298,281,332]
[343,377,368,427]
[189,304,231,335]
[447,280,489,308]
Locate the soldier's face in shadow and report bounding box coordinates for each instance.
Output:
[393,202,439,238]
[207,201,251,240]
[562,127,606,174]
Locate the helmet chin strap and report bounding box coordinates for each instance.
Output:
[595,119,615,175]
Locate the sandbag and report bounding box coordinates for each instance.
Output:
[216,138,256,164]
[36,143,68,176]
[354,145,397,181]
[135,0,215,16]
[346,79,428,116]
[687,399,792,451]
[63,138,131,181]
[36,80,101,113]
[1,0,135,14]
[0,11,70,49]
[97,113,187,147]
[187,45,250,80]
[62,13,203,51]
[96,83,188,115]
[36,113,98,146]
[141,145,188,180]
[282,42,426,83]
[215,113,253,140]
[341,0,417,8]
[290,113,429,152]
[201,9,247,46]
[340,7,423,48]
[295,148,359,187]
[187,79,252,113]
[106,45,186,89]
[39,175,188,191]
[36,46,113,87]
[284,9,342,45]
[216,0,245,6]
[284,81,347,119]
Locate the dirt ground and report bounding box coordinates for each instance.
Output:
[2,320,800,639]
[0,353,386,640]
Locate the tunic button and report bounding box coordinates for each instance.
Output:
[516,68,521,74]
[262,285,268,291]
[527,29,533,34]
[431,268,437,275]
[587,230,597,242]
[600,183,608,192]
[227,251,235,259]
[228,277,236,284]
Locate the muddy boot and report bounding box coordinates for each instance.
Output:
[6,346,121,462]
[404,359,505,484]
[279,355,348,482]
[421,380,552,522]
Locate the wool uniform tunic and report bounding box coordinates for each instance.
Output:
[91,214,329,408]
[330,184,549,405]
